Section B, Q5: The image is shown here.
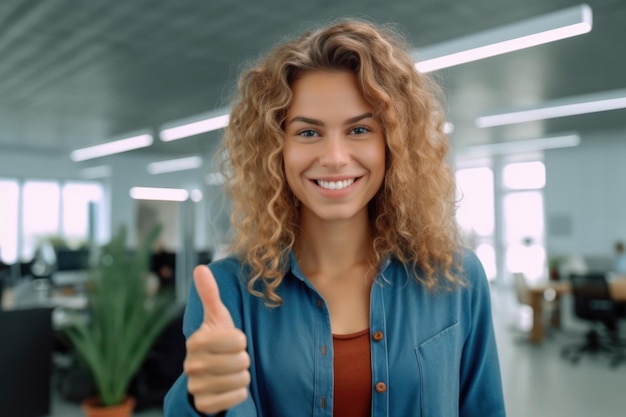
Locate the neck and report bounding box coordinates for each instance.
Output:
[295,209,373,279]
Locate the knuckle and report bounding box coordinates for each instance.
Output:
[187,376,211,397]
[241,370,251,386]
[235,330,247,348]
[183,357,202,375]
[237,351,251,369]
[186,335,200,350]
[186,378,200,394]
[193,396,218,414]
[234,387,249,403]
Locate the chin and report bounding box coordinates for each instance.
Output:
[308,206,364,222]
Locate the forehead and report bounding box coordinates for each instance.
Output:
[286,70,372,118]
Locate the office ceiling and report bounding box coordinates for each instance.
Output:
[0,0,624,166]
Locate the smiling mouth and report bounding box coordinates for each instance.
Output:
[315,178,358,190]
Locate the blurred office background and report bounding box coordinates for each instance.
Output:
[1,1,626,416]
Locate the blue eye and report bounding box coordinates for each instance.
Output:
[351,126,369,135]
[297,129,319,137]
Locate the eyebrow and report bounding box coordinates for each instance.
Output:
[287,112,373,126]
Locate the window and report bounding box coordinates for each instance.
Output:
[456,167,496,281]
[21,181,61,260]
[0,178,105,263]
[501,161,546,284]
[502,161,546,190]
[62,182,104,246]
[456,157,547,284]
[456,167,494,236]
[0,179,19,263]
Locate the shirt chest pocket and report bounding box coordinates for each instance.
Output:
[414,322,461,417]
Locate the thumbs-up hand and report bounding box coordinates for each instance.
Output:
[184,265,251,414]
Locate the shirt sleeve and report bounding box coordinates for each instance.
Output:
[459,251,507,417]
[163,259,259,417]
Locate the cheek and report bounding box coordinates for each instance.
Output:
[368,141,387,191]
[282,146,302,184]
[366,140,387,173]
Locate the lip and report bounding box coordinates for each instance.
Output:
[310,175,361,182]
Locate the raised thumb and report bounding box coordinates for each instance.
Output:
[193,264,234,328]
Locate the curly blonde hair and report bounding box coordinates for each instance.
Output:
[221,19,463,305]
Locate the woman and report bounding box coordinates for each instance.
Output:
[165,19,505,416]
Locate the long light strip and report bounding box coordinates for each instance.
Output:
[415,4,592,73]
[156,5,591,143]
[463,133,580,156]
[129,186,189,202]
[476,88,626,128]
[153,5,591,144]
[70,133,153,161]
[147,156,203,175]
[160,113,230,142]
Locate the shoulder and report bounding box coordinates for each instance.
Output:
[205,255,250,303]
[458,249,493,311]
[384,251,486,288]
[460,248,488,286]
[208,256,245,283]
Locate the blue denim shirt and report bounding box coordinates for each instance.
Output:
[164,250,505,416]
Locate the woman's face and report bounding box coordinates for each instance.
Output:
[283,70,386,223]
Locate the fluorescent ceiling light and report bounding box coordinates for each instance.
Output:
[80,165,112,179]
[190,189,203,202]
[70,132,153,161]
[147,156,203,175]
[463,132,580,156]
[476,88,626,128]
[129,187,189,202]
[160,111,230,142]
[414,4,592,72]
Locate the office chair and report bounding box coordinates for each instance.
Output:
[0,307,54,417]
[561,273,625,368]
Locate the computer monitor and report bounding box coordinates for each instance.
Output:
[55,249,89,271]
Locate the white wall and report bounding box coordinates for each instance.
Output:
[0,149,232,253]
[544,128,626,257]
[6,126,624,262]
[0,150,82,180]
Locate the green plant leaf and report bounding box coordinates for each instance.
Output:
[61,224,179,407]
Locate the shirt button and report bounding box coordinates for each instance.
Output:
[375,382,387,393]
[372,331,384,342]
[317,299,322,308]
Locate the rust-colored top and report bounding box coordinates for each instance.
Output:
[332,328,372,416]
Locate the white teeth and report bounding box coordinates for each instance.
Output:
[316,179,355,190]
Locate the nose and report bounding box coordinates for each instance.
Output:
[319,134,349,168]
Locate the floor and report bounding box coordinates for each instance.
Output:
[47,284,626,417]
[493,284,626,417]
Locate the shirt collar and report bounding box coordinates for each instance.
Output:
[287,251,307,282]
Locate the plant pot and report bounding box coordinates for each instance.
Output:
[81,395,136,417]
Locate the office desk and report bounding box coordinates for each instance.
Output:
[528,276,626,344]
[2,279,87,310]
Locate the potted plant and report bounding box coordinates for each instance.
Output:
[548,255,564,281]
[62,225,178,417]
